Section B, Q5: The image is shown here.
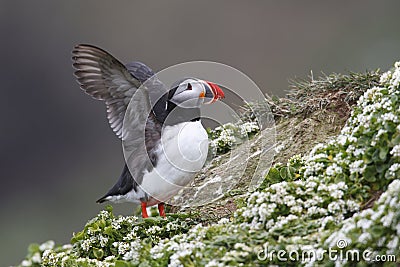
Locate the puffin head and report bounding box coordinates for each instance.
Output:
[169,78,225,108]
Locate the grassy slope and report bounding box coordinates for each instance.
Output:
[15,67,400,266]
[172,71,380,221]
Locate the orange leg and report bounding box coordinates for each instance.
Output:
[141,202,149,218]
[158,203,166,218]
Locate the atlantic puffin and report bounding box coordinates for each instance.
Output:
[72,44,224,218]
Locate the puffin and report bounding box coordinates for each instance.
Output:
[72,44,224,218]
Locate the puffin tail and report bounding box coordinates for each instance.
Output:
[96,164,133,204]
[96,195,110,203]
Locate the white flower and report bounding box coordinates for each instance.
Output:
[306,181,317,189]
[104,255,116,261]
[327,201,343,213]
[346,200,360,212]
[98,235,109,247]
[356,218,372,230]
[381,112,399,123]
[380,70,392,84]
[380,211,395,227]
[375,129,387,138]
[389,163,400,172]
[21,260,32,267]
[147,225,163,235]
[81,239,91,252]
[337,135,348,146]
[122,240,142,261]
[330,189,344,199]
[217,218,230,225]
[111,221,121,229]
[303,162,325,176]
[388,163,400,177]
[205,259,223,267]
[39,240,55,251]
[353,148,365,157]
[234,243,253,252]
[166,221,180,231]
[290,205,303,213]
[390,145,400,157]
[349,160,365,174]
[284,195,296,206]
[358,232,372,244]
[307,206,319,216]
[113,241,130,255]
[377,237,387,247]
[387,236,399,250]
[326,164,342,176]
[62,244,73,250]
[239,121,259,136]
[30,252,41,263]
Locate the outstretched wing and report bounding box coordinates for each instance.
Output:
[72,44,167,200]
[72,44,158,138]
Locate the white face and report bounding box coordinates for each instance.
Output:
[169,78,210,108]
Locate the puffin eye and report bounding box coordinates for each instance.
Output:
[186,83,192,90]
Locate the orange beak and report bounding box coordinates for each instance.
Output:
[203,81,224,104]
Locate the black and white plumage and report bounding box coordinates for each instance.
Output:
[72,44,224,217]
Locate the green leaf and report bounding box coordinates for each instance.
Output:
[115,260,130,267]
[28,243,40,254]
[363,147,375,164]
[384,122,396,132]
[71,231,84,243]
[105,205,113,213]
[371,149,380,162]
[370,225,385,238]
[363,165,377,182]
[358,136,370,146]
[138,261,153,267]
[104,226,114,236]
[279,167,288,180]
[379,146,389,161]
[376,163,388,174]
[288,166,296,178]
[391,133,400,146]
[93,248,104,260]
[268,167,281,181]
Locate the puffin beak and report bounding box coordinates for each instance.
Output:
[201,80,225,104]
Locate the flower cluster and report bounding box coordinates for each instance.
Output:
[41,245,114,267]
[237,176,358,234]
[233,61,400,264]
[17,241,56,267]
[318,179,400,265]
[150,224,207,266]
[18,207,201,267]
[208,121,260,154]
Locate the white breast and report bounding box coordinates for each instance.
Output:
[127,121,208,205]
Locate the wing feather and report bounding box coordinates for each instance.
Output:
[72,44,148,138]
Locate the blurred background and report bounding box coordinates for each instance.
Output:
[1,1,400,265]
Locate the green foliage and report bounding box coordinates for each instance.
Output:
[70,207,200,264]
[259,154,304,191]
[319,180,400,266]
